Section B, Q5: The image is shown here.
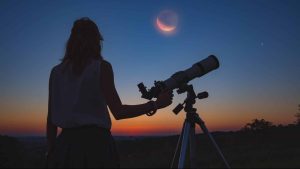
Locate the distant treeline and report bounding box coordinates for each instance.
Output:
[240,118,300,132]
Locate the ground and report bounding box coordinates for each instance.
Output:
[0,126,300,168]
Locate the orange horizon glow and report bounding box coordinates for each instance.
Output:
[0,107,295,137]
[0,93,296,137]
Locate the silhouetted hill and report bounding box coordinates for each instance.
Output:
[1,126,300,168]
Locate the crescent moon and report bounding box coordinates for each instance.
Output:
[156,18,176,32]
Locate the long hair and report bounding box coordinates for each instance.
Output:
[62,17,104,75]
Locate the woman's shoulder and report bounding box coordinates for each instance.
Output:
[91,58,111,67]
[49,63,64,81]
[50,63,65,74]
[101,59,111,66]
[100,59,113,70]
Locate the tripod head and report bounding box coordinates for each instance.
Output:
[173,83,208,115]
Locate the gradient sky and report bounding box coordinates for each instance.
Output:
[0,0,299,136]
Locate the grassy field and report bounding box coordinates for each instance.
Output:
[1,126,300,168]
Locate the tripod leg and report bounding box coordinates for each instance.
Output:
[197,118,231,169]
[178,120,191,169]
[189,123,197,168]
[171,121,185,168]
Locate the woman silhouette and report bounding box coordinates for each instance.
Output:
[46,17,173,168]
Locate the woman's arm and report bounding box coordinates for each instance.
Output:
[46,69,57,155]
[100,60,173,120]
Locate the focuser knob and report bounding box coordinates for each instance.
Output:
[138,83,147,94]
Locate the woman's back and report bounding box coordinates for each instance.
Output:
[50,59,111,129]
[46,17,173,168]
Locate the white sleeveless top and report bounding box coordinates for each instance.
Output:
[50,59,111,129]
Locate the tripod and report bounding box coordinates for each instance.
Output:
[170,84,230,169]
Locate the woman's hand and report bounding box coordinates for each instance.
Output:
[155,90,174,109]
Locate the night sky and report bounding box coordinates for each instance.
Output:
[0,0,299,136]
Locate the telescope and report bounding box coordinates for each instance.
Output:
[137,55,219,100]
[137,55,230,168]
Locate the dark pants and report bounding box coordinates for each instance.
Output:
[47,126,120,168]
